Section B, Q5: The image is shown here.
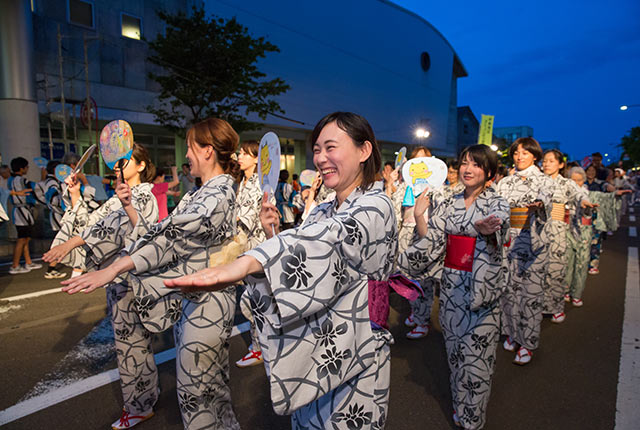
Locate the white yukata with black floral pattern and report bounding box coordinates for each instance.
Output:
[34,175,64,232]
[398,187,510,429]
[495,165,555,351]
[244,181,397,429]
[75,182,159,419]
[236,172,268,354]
[123,174,240,430]
[51,183,105,269]
[542,176,587,314]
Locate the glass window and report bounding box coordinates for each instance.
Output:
[68,0,94,28]
[121,13,142,40]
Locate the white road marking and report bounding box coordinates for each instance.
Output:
[1,287,63,302]
[0,257,43,268]
[630,215,636,222]
[630,227,637,238]
[0,321,251,425]
[615,247,640,430]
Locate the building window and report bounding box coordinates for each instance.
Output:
[121,13,142,40]
[68,0,94,28]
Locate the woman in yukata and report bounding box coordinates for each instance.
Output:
[540,150,593,324]
[495,137,555,365]
[166,112,398,430]
[235,140,268,368]
[60,118,242,430]
[45,144,160,430]
[565,166,597,309]
[399,145,510,429]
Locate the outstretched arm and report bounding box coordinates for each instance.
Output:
[60,256,135,294]
[164,255,263,293]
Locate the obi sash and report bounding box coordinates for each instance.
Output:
[581,216,592,225]
[444,234,476,272]
[510,207,530,229]
[368,275,423,329]
[551,203,569,223]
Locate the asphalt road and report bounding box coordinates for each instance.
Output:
[0,210,637,429]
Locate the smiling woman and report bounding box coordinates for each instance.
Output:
[164,112,399,429]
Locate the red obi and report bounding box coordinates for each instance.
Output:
[444,234,477,272]
[368,275,423,329]
[565,209,570,224]
[581,216,592,225]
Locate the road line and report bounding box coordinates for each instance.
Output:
[630,215,636,222]
[630,227,637,238]
[0,258,43,268]
[0,304,106,336]
[615,247,640,430]
[0,321,251,425]
[0,287,64,302]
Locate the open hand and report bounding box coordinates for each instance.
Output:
[60,268,116,294]
[43,242,71,264]
[475,215,503,235]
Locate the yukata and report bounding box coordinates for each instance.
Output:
[542,176,587,315]
[76,183,159,419]
[34,175,64,232]
[398,187,510,429]
[565,188,594,301]
[402,182,465,329]
[244,181,398,429]
[9,174,34,227]
[495,165,554,351]
[588,190,617,271]
[124,174,240,430]
[236,173,267,355]
[51,183,101,269]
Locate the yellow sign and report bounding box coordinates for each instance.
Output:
[478,114,495,146]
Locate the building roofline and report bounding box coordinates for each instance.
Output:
[377,0,468,77]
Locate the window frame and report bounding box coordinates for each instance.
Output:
[67,0,95,30]
[120,12,143,40]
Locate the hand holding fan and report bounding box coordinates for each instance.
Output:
[100,120,134,183]
[55,164,73,182]
[401,156,448,200]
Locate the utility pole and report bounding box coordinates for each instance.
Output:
[57,24,68,151]
[44,72,54,159]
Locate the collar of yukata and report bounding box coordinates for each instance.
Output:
[330,180,384,213]
[515,164,542,179]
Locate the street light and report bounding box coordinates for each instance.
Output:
[490,144,498,151]
[620,104,640,111]
[415,128,430,139]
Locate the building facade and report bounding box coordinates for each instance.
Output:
[493,125,534,145]
[456,106,479,155]
[1,0,467,179]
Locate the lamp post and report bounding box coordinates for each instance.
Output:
[620,104,640,111]
[415,128,430,139]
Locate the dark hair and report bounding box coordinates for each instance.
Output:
[279,169,289,182]
[496,164,509,178]
[240,140,259,158]
[182,163,190,169]
[585,164,597,174]
[543,149,566,175]
[384,161,394,169]
[46,160,60,175]
[186,118,241,182]
[155,167,165,179]
[292,174,299,181]
[458,145,498,181]
[309,111,381,191]
[592,152,603,158]
[62,153,80,166]
[10,157,28,173]
[130,143,156,183]
[447,159,459,170]
[508,137,543,163]
[410,145,432,159]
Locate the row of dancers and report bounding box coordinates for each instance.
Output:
[43,112,625,429]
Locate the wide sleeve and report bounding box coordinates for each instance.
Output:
[237,183,262,236]
[396,200,447,279]
[81,189,159,268]
[127,191,232,274]
[244,194,396,327]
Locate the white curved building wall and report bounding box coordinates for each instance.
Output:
[207,0,466,156]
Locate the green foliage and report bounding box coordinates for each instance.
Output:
[146,7,290,135]
[620,124,640,167]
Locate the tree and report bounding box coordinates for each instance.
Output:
[146,8,290,135]
[620,124,640,168]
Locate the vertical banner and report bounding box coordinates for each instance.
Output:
[477,114,495,146]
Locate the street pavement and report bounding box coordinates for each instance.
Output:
[0,209,638,429]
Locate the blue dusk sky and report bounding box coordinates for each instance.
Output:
[394,0,640,161]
